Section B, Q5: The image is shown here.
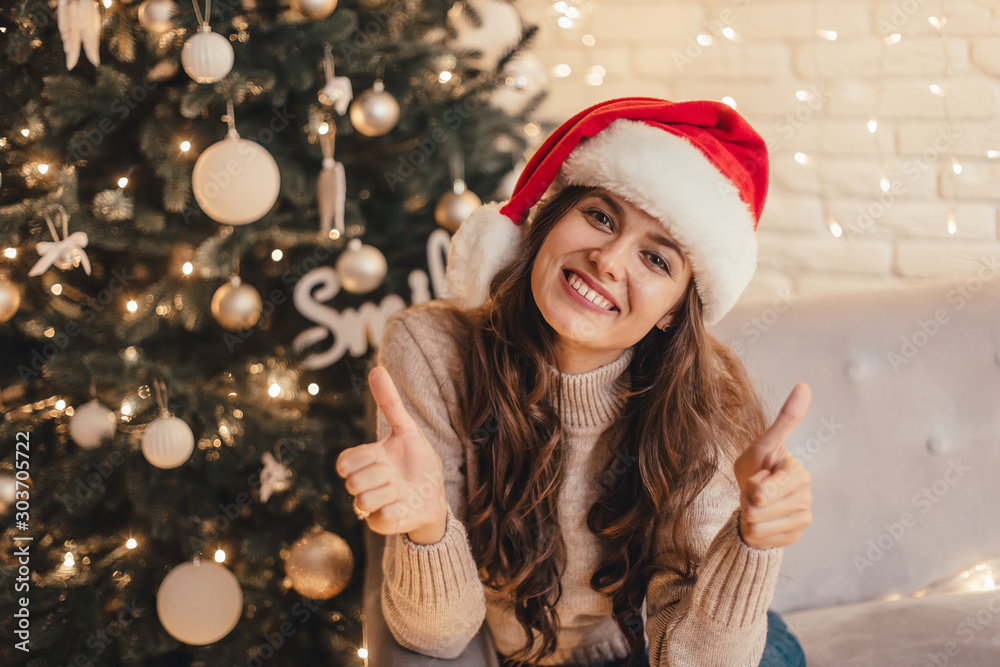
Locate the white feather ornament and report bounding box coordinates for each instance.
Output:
[58,0,102,70]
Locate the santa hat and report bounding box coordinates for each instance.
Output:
[444,96,769,326]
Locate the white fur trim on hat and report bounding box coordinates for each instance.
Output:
[560,119,758,326]
[445,202,522,309]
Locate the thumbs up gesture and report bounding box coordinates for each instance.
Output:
[336,366,449,544]
[732,383,813,550]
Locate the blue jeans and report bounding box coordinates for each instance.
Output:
[641,609,805,666]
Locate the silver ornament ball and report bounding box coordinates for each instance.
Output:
[336,240,387,294]
[291,0,338,20]
[211,278,263,331]
[349,84,400,137]
[69,400,118,449]
[138,0,178,33]
[0,276,21,323]
[435,189,482,232]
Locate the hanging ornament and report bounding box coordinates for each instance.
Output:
[317,132,346,239]
[259,452,291,502]
[446,0,523,72]
[141,380,194,469]
[192,101,280,225]
[57,0,102,70]
[0,473,16,513]
[211,275,262,331]
[435,153,482,232]
[349,79,400,137]
[291,0,338,20]
[181,0,234,84]
[284,529,354,599]
[318,43,353,114]
[29,207,92,277]
[335,238,387,294]
[69,400,117,449]
[0,275,21,323]
[157,559,243,645]
[138,0,177,33]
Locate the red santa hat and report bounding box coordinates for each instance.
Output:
[444,96,770,326]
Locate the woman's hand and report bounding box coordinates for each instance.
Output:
[336,366,448,544]
[732,383,813,550]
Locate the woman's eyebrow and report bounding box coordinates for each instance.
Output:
[591,192,687,269]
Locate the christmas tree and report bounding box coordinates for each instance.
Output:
[0,0,543,663]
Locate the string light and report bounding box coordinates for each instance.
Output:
[118,177,128,188]
[307,383,319,395]
[180,140,191,152]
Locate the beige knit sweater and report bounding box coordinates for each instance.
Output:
[375,301,783,666]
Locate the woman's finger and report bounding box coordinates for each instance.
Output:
[742,487,812,525]
[336,442,381,478]
[344,461,393,496]
[354,483,400,517]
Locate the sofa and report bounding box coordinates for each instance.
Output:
[362,278,1000,665]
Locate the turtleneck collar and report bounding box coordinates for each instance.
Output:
[544,346,634,432]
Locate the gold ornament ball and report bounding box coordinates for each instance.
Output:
[138,0,177,33]
[349,85,400,137]
[291,0,338,20]
[211,279,263,331]
[0,276,20,323]
[285,530,354,599]
[435,190,482,232]
[335,239,387,294]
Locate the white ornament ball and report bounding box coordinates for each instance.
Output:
[138,0,177,34]
[290,0,338,20]
[492,52,548,116]
[336,239,387,294]
[349,83,400,137]
[447,0,523,71]
[0,275,21,323]
[435,189,482,232]
[141,414,194,469]
[192,137,280,225]
[211,278,263,331]
[69,400,117,449]
[181,25,234,84]
[157,560,243,645]
[285,530,354,599]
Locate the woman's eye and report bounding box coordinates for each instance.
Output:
[647,253,670,274]
[587,209,612,227]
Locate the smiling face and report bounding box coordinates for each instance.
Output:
[529,189,694,373]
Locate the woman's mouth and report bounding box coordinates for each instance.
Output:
[562,270,619,313]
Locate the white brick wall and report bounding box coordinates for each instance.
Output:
[515,0,1000,305]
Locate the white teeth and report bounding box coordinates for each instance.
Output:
[566,272,615,310]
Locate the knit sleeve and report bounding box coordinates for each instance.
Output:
[374,309,487,658]
[645,466,784,667]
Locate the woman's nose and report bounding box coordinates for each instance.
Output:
[589,241,627,282]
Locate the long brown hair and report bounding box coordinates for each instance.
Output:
[441,185,767,665]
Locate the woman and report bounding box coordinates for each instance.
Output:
[337,98,812,666]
